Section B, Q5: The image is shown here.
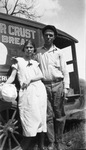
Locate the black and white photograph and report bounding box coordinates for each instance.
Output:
[0,0,86,150]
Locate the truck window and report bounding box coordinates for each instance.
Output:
[62,46,74,73]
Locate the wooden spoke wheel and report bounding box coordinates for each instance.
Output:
[0,100,23,150]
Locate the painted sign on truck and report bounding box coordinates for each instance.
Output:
[0,21,41,65]
[0,13,44,83]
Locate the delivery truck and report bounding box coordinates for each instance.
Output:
[0,13,81,150]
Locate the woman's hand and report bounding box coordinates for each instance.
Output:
[21,80,30,90]
[21,83,28,90]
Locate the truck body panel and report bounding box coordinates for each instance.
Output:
[0,13,80,96]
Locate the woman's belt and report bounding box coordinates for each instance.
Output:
[42,78,63,84]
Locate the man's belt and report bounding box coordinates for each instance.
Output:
[42,78,63,84]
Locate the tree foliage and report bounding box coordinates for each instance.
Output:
[0,0,40,20]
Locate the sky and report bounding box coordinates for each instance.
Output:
[35,0,86,80]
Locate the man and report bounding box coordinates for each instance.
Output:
[36,25,70,150]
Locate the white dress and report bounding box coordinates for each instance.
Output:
[12,57,47,137]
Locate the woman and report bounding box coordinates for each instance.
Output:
[5,39,47,150]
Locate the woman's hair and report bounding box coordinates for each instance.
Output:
[22,39,37,53]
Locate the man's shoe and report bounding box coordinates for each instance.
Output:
[66,140,72,147]
[56,142,68,150]
[48,143,55,150]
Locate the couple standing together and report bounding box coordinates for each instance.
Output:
[6,25,70,150]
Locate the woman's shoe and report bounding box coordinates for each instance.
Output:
[33,144,39,150]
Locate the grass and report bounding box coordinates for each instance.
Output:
[62,120,86,150]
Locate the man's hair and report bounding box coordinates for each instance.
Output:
[42,25,57,37]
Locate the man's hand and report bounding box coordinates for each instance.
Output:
[0,82,4,86]
[63,88,69,100]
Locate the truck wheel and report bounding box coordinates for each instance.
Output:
[0,101,23,150]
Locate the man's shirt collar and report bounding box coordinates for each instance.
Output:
[42,45,58,53]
